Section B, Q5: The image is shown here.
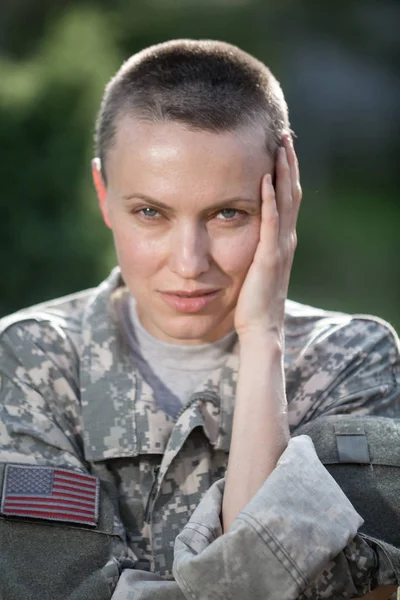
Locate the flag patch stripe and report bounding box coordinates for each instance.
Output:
[1,465,99,527]
[5,500,95,513]
[55,475,96,489]
[5,495,95,507]
[6,506,95,517]
[54,484,95,498]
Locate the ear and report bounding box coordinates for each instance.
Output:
[92,158,112,229]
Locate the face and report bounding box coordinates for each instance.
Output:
[93,116,273,344]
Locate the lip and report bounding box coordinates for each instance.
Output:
[159,289,220,313]
[162,289,219,297]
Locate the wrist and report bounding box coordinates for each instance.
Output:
[238,327,284,354]
[237,333,286,402]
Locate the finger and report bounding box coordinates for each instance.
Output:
[281,134,302,229]
[281,134,300,201]
[275,145,293,245]
[260,173,279,254]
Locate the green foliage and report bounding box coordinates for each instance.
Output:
[0,1,399,330]
[0,7,120,314]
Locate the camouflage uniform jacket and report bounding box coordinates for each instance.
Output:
[0,268,399,600]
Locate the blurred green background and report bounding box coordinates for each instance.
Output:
[1,0,399,329]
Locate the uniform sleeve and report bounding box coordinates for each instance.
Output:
[300,317,400,422]
[172,436,396,600]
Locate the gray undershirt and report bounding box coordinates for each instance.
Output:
[122,297,237,419]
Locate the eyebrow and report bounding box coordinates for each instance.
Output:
[122,193,258,212]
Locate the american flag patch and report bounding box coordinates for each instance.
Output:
[1,464,99,526]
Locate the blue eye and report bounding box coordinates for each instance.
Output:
[217,209,238,220]
[140,207,159,218]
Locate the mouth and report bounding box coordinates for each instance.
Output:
[163,289,219,297]
[159,289,220,313]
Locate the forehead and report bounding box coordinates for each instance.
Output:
[106,116,273,197]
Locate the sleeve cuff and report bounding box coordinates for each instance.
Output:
[174,436,363,600]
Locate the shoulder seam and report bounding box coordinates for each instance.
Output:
[0,312,80,342]
[349,313,400,355]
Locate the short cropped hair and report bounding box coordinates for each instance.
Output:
[95,39,290,182]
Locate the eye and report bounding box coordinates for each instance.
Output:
[216,208,239,220]
[138,207,160,218]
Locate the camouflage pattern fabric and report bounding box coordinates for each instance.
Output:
[0,267,399,599]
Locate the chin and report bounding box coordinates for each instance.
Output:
[159,314,229,344]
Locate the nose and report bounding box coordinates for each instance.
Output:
[168,221,210,279]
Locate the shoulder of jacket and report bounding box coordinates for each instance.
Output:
[0,287,95,343]
[285,299,400,355]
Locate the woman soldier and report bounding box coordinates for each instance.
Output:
[0,40,399,599]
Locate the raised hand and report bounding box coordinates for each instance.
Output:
[223,135,302,530]
[234,134,302,342]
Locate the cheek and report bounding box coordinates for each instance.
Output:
[213,226,260,280]
[111,221,165,278]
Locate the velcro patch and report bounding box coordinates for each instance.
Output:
[1,464,99,526]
